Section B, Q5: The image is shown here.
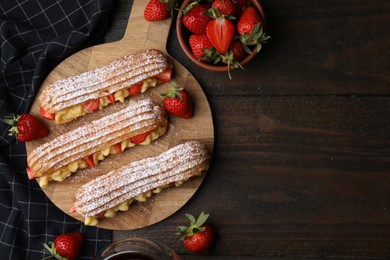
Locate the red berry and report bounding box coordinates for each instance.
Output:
[183,224,214,254]
[206,16,235,54]
[183,4,212,34]
[3,113,49,142]
[212,0,236,16]
[237,7,271,53]
[144,0,172,21]
[177,212,214,255]
[228,39,247,62]
[161,84,193,119]
[189,34,214,60]
[43,232,85,260]
[234,0,249,18]
[237,6,263,35]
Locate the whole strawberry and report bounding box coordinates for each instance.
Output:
[144,0,173,21]
[211,0,236,16]
[237,7,271,53]
[237,6,263,35]
[161,84,193,119]
[228,39,247,62]
[43,232,85,260]
[3,113,49,142]
[182,3,212,34]
[176,211,215,255]
[234,0,249,18]
[189,34,215,60]
[219,39,246,79]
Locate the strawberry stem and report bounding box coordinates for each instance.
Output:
[160,82,184,100]
[42,241,64,260]
[176,211,210,239]
[2,114,20,136]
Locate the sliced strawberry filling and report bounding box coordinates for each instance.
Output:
[84,154,95,168]
[82,99,100,112]
[97,212,106,218]
[42,70,172,123]
[128,82,143,96]
[130,131,151,144]
[107,93,116,104]
[40,107,55,120]
[26,167,35,180]
[73,179,186,225]
[113,142,123,154]
[155,67,172,82]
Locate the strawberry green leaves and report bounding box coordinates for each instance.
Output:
[176,212,215,254]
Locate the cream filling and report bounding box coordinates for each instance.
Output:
[54,78,158,124]
[37,124,166,188]
[82,168,206,226]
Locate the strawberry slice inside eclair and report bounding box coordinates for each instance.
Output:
[28,98,168,187]
[39,49,172,124]
[40,68,172,124]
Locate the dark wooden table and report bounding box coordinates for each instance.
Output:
[106,0,390,258]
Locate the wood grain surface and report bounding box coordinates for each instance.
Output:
[25,0,214,230]
[105,0,390,259]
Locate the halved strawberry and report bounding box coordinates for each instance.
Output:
[81,99,100,112]
[155,68,172,82]
[113,142,122,154]
[130,131,151,144]
[107,93,116,104]
[40,107,55,120]
[128,82,143,96]
[84,154,95,168]
[206,16,235,54]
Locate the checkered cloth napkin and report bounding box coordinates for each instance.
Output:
[0,0,115,259]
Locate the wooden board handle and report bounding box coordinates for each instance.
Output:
[121,0,173,52]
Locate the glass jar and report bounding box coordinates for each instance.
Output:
[94,238,180,260]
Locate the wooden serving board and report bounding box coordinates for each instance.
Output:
[25,0,214,230]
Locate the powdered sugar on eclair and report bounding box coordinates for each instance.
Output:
[27,98,168,183]
[39,49,171,123]
[72,141,209,224]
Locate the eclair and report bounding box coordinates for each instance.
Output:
[27,98,168,187]
[71,140,210,226]
[39,49,171,124]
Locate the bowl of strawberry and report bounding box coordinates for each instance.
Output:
[176,0,270,78]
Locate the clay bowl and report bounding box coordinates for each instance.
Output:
[176,0,267,72]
